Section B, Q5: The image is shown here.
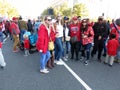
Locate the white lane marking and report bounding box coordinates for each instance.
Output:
[60,60,92,90]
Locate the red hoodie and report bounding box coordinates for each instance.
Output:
[69,23,81,41]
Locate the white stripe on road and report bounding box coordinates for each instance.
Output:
[60,60,92,90]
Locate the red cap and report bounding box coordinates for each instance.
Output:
[12,17,18,21]
[72,16,78,20]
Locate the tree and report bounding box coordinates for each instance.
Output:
[0,1,19,18]
[73,3,89,17]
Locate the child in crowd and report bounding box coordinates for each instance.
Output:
[0,41,6,69]
[23,34,30,56]
[104,34,119,67]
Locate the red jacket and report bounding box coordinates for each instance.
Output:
[24,39,30,49]
[107,39,119,56]
[81,26,94,45]
[10,22,20,35]
[49,27,56,42]
[36,24,49,53]
[69,23,81,41]
[0,41,2,48]
[110,24,120,40]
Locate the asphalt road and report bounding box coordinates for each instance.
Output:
[0,38,120,90]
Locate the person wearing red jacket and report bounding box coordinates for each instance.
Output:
[23,34,30,56]
[36,16,52,74]
[81,19,94,65]
[10,17,20,52]
[0,41,6,69]
[104,34,119,67]
[110,18,120,63]
[47,25,56,68]
[69,16,81,60]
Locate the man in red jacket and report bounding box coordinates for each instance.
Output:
[36,16,52,74]
[10,17,20,52]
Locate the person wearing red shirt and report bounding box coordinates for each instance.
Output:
[104,34,119,67]
[36,16,52,74]
[10,17,20,52]
[23,34,30,56]
[0,41,6,69]
[69,16,81,60]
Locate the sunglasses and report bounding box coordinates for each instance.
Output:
[48,19,52,21]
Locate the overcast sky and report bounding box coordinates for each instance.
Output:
[6,0,120,19]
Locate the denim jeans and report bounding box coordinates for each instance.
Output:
[103,38,107,54]
[0,32,3,42]
[62,41,70,57]
[55,37,63,61]
[20,30,26,41]
[40,51,51,70]
[82,43,92,60]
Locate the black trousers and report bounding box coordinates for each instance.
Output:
[91,39,103,60]
[70,41,80,59]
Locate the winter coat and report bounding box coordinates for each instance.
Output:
[107,39,119,56]
[36,24,49,53]
[24,39,30,49]
[81,26,94,45]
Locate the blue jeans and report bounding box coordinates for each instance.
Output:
[62,41,70,57]
[103,39,107,54]
[55,37,63,61]
[40,51,51,70]
[0,32,3,42]
[82,43,92,60]
[20,30,26,41]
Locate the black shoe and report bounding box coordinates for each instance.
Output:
[1,66,5,69]
[108,64,112,67]
[104,62,107,64]
[103,53,106,57]
[84,61,88,65]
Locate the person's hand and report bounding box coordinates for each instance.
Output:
[83,35,87,38]
[98,36,102,40]
[16,35,19,37]
[39,50,43,53]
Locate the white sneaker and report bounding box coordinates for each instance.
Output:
[40,69,49,74]
[56,60,64,65]
[63,57,68,61]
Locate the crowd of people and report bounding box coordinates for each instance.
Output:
[0,15,120,74]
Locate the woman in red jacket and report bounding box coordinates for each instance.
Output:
[47,24,56,68]
[81,19,94,65]
[36,16,52,74]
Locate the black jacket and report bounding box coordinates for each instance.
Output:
[93,22,107,40]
